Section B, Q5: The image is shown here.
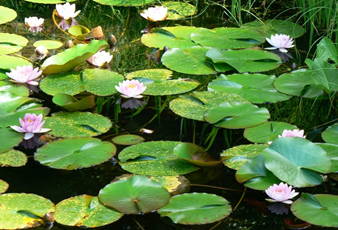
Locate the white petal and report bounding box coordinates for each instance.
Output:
[24,132,34,140]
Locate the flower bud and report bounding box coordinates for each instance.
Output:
[35,46,49,60]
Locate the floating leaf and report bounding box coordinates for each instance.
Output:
[33,40,63,49]
[24,0,76,3]
[0,33,28,55]
[164,2,196,20]
[208,73,291,103]
[316,143,338,173]
[149,176,191,196]
[45,111,112,138]
[54,195,123,227]
[263,137,332,187]
[191,27,265,49]
[0,193,55,229]
[99,175,170,214]
[291,193,338,228]
[322,123,338,145]
[0,149,27,167]
[0,81,29,97]
[118,141,199,176]
[35,137,116,170]
[93,0,155,6]
[0,55,31,70]
[158,193,232,225]
[112,134,145,145]
[0,179,8,194]
[0,6,17,24]
[244,122,298,143]
[173,142,221,166]
[0,127,24,153]
[52,94,95,111]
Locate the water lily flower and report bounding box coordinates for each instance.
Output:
[58,18,78,30]
[140,6,168,22]
[265,182,299,204]
[35,46,49,60]
[265,34,294,53]
[87,51,113,67]
[25,16,44,32]
[10,113,51,140]
[115,80,146,98]
[56,2,81,20]
[6,65,42,85]
[278,129,306,138]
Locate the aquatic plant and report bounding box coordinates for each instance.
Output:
[265,34,295,53]
[55,2,80,20]
[115,79,147,98]
[6,65,42,85]
[278,129,305,138]
[140,6,168,22]
[87,50,113,67]
[265,182,299,204]
[24,16,43,32]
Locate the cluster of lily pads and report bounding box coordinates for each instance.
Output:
[1,0,338,229]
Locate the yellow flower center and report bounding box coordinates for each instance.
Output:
[127,84,137,88]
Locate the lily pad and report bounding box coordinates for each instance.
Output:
[149,176,191,196]
[322,123,338,145]
[158,193,232,225]
[0,127,24,153]
[206,48,281,73]
[33,40,63,49]
[169,91,248,121]
[221,144,269,170]
[99,175,170,214]
[118,141,200,176]
[244,122,298,143]
[54,195,123,227]
[204,101,270,129]
[24,0,76,3]
[141,26,200,49]
[126,69,199,95]
[41,39,108,74]
[0,81,29,97]
[0,179,8,194]
[44,111,112,138]
[316,143,338,173]
[52,94,95,111]
[191,27,265,49]
[0,6,17,24]
[173,142,221,166]
[263,137,332,187]
[0,193,55,229]
[208,73,291,103]
[0,55,31,70]
[0,33,28,55]
[164,2,196,20]
[291,193,338,228]
[0,149,27,167]
[93,0,155,6]
[35,137,116,170]
[112,134,145,145]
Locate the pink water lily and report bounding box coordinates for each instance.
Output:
[87,51,113,67]
[265,182,299,204]
[6,65,42,85]
[25,16,44,32]
[56,2,81,20]
[278,129,305,138]
[265,34,294,53]
[10,114,51,140]
[140,6,168,22]
[115,80,146,98]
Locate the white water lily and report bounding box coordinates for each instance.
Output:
[6,65,42,85]
[115,80,147,98]
[25,16,44,32]
[140,6,168,22]
[87,51,113,67]
[56,2,81,20]
[265,34,294,53]
[265,182,299,204]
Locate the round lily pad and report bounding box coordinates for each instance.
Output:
[45,111,112,138]
[0,55,31,70]
[158,193,232,225]
[93,0,154,6]
[164,2,196,20]
[112,134,145,145]
[0,6,17,24]
[99,175,170,214]
[0,33,28,55]
[54,195,123,227]
[316,143,338,173]
[0,127,24,153]
[0,179,9,194]
[35,137,116,170]
[0,149,27,167]
[118,141,199,176]
[149,176,191,196]
[0,193,55,229]
[322,123,338,145]
[33,40,63,49]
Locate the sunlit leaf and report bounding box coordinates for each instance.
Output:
[0,149,27,167]
[93,0,154,6]
[112,134,145,145]
[164,2,196,20]
[0,6,17,24]
[0,179,8,194]
[33,40,63,49]
[52,94,95,111]
[0,55,31,70]
[0,33,28,55]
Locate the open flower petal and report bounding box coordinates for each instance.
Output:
[115,80,147,98]
[265,34,294,53]
[6,65,42,85]
[140,6,168,22]
[87,51,113,67]
[56,2,81,20]
[265,182,299,204]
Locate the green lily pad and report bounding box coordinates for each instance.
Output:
[191,27,265,49]
[0,6,17,24]
[0,33,28,55]
[0,81,29,97]
[316,143,338,173]
[291,193,338,228]
[35,137,116,170]
[52,94,95,111]
[24,0,76,3]
[173,142,221,166]
[118,141,200,176]
[0,193,55,229]
[68,25,91,40]
[244,122,298,143]
[126,69,199,95]
[316,37,338,64]
[54,195,123,227]
[112,134,145,145]
[208,73,291,103]
[206,48,281,73]
[204,101,270,129]
[45,111,112,138]
[169,91,248,121]
[263,137,332,187]
[99,175,170,214]
[221,144,269,170]
[242,19,306,38]
[0,127,24,153]
[149,176,191,196]
[158,193,232,225]
[0,55,31,70]
[0,149,27,167]
[93,0,154,6]
[0,179,8,194]
[33,40,63,49]
[164,2,196,20]
[273,69,324,98]
[322,123,338,145]
[141,26,200,49]
[41,39,108,74]
[162,47,218,75]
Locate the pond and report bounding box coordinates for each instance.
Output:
[1,0,338,229]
